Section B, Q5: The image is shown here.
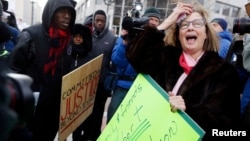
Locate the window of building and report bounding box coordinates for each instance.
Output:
[158,9,166,19]
[146,0,168,19]
[214,1,241,18]
[222,4,230,16]
[114,6,122,16]
[95,0,103,5]
[169,0,176,3]
[231,7,240,17]
[147,0,155,7]
[115,0,122,5]
[156,0,167,8]
[214,3,222,13]
[125,0,133,6]
[125,6,133,16]
[113,16,120,26]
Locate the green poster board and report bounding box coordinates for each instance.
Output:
[98,73,205,141]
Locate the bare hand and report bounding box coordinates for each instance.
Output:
[157,2,193,30]
[168,91,186,112]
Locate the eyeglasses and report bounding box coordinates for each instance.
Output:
[178,19,206,30]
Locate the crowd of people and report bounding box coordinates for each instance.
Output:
[0,0,250,140]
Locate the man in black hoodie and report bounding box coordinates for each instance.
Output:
[9,0,76,140]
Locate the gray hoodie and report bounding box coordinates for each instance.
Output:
[83,10,117,84]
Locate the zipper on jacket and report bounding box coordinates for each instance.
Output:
[75,54,78,67]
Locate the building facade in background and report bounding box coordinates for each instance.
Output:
[5,0,249,33]
[75,0,248,35]
[6,0,43,30]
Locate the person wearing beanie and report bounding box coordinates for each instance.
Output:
[210,18,233,59]
[142,7,161,27]
[211,18,228,31]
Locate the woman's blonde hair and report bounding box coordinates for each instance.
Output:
[164,1,219,52]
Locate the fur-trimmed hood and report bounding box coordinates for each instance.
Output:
[71,24,92,58]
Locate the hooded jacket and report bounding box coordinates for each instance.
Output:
[9,0,76,140]
[83,11,116,84]
[83,14,93,30]
[10,0,76,91]
[217,30,233,59]
[71,24,92,69]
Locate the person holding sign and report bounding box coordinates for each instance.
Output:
[70,23,93,140]
[71,10,117,141]
[126,1,241,140]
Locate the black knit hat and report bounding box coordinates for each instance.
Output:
[143,7,160,19]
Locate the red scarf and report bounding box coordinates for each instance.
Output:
[43,26,71,75]
[179,53,193,74]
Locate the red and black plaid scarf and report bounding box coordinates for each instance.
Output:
[43,25,71,75]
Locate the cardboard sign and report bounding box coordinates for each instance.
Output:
[59,54,103,141]
[98,73,205,141]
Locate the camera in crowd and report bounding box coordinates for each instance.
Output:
[0,64,35,141]
[232,3,250,35]
[225,3,250,93]
[121,3,149,42]
[233,17,250,35]
[121,15,149,42]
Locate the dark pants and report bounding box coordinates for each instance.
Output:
[241,77,250,114]
[241,76,250,131]
[31,87,61,141]
[107,86,128,123]
[72,84,109,141]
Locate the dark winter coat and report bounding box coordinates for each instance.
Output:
[126,26,241,140]
[10,0,76,91]
[71,24,92,69]
[9,0,76,140]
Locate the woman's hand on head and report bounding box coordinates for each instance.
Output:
[168,91,186,112]
[157,2,193,30]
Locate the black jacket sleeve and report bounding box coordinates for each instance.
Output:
[10,31,35,73]
[126,26,165,75]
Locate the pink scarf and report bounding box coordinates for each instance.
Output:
[172,52,204,94]
[179,52,204,74]
[179,53,193,74]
